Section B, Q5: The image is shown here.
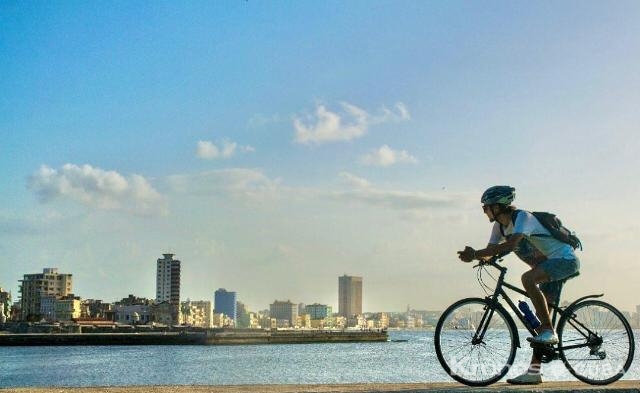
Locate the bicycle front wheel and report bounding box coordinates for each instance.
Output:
[434,297,518,386]
[558,299,635,385]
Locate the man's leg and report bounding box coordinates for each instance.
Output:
[521,268,552,329]
[525,298,555,376]
[507,268,551,384]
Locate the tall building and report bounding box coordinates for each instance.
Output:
[19,268,73,321]
[156,253,181,324]
[338,274,362,318]
[270,300,298,327]
[214,288,237,323]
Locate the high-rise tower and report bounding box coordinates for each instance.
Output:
[214,288,237,323]
[156,253,181,323]
[338,274,362,317]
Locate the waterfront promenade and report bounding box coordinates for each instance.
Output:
[1,382,640,393]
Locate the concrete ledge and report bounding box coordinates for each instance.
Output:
[1,382,639,393]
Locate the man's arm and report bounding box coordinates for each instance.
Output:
[476,233,523,258]
[458,233,524,262]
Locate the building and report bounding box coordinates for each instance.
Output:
[338,274,362,318]
[305,303,332,320]
[150,302,173,325]
[40,294,57,321]
[214,288,237,323]
[236,301,250,328]
[180,300,212,328]
[156,253,181,324]
[54,295,82,321]
[297,313,312,328]
[82,299,114,320]
[115,304,150,324]
[115,295,152,325]
[19,268,73,321]
[270,300,298,328]
[117,294,152,306]
[213,312,234,328]
[0,287,11,323]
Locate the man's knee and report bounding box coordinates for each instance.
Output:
[521,271,536,288]
[523,268,549,287]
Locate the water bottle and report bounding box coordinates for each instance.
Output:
[518,301,541,329]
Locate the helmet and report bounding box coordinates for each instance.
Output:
[481,186,515,205]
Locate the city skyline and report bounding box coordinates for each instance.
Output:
[7,261,640,319]
[1,2,639,313]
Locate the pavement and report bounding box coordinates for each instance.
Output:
[1,382,640,393]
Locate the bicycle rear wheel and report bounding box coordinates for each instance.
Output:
[558,299,634,385]
[434,297,517,386]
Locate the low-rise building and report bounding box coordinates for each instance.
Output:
[82,299,114,320]
[55,295,82,321]
[150,302,173,325]
[213,312,234,327]
[305,303,332,320]
[296,313,311,328]
[180,300,212,328]
[0,287,11,323]
[115,304,151,324]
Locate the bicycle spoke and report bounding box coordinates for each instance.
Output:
[435,298,517,386]
[559,300,634,385]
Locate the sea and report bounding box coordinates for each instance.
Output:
[1,330,639,387]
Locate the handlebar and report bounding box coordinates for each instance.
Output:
[473,252,511,269]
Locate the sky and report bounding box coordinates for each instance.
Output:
[1,1,639,314]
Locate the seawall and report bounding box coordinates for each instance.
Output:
[0,329,388,346]
[1,382,639,393]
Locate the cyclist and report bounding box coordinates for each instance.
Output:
[457,185,580,385]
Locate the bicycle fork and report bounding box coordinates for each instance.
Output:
[471,300,498,345]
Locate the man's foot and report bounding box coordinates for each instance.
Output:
[507,372,542,385]
[527,329,559,345]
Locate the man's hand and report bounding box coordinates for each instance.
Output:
[457,246,476,263]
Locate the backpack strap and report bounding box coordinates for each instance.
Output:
[499,209,521,238]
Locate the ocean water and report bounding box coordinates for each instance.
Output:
[1,330,638,387]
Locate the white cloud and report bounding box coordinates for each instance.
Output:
[293,101,411,145]
[360,145,418,167]
[371,102,411,124]
[196,140,255,160]
[332,188,472,212]
[293,102,368,145]
[166,168,280,201]
[338,172,371,189]
[27,164,166,216]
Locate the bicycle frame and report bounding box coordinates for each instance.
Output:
[474,256,604,357]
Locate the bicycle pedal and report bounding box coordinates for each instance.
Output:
[528,341,555,349]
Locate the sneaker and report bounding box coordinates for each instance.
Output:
[527,329,559,345]
[507,372,542,385]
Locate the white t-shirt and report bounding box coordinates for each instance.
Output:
[489,210,576,260]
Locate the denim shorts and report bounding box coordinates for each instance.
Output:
[538,257,581,305]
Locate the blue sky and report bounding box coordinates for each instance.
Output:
[1,1,639,313]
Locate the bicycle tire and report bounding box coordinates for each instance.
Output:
[558,299,635,385]
[434,297,518,386]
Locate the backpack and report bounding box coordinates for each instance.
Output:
[500,210,583,250]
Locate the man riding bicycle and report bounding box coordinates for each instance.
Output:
[457,185,580,385]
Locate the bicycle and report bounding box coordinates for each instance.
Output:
[434,254,635,386]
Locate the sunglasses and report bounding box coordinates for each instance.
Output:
[482,205,491,212]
